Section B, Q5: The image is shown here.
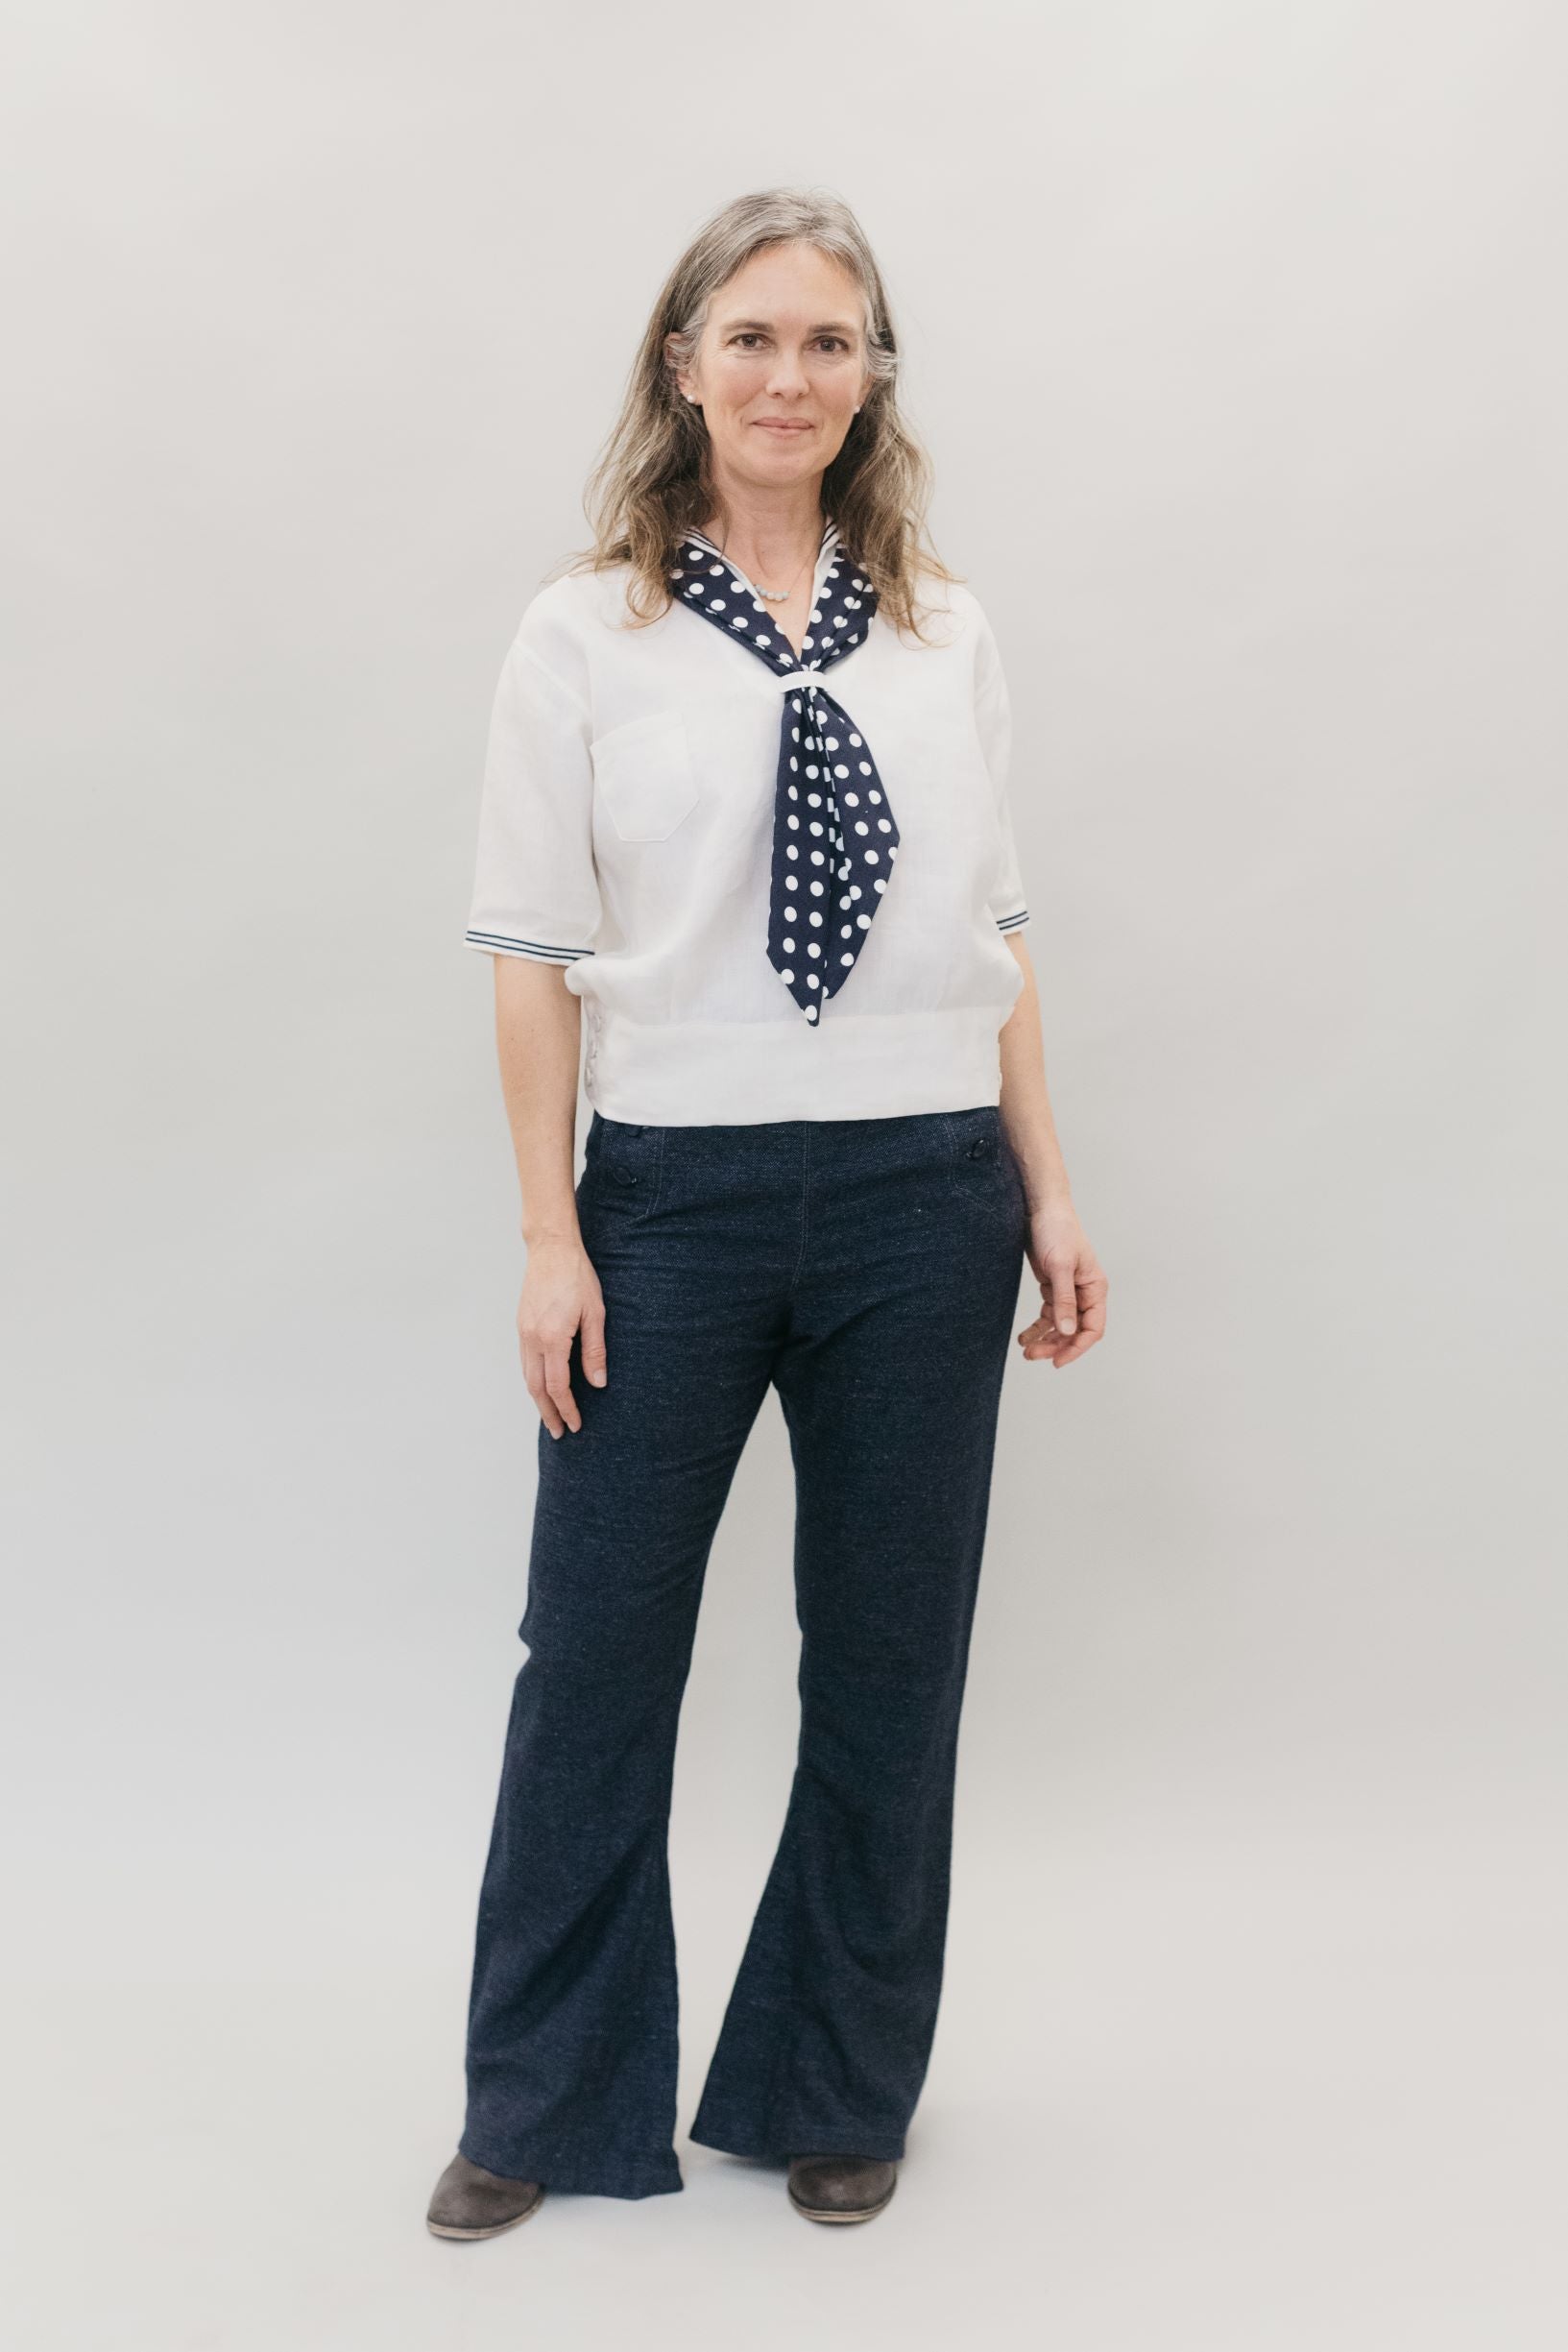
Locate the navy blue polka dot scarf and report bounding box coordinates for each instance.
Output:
[669,519,896,1026]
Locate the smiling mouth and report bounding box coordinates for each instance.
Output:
[754,420,812,430]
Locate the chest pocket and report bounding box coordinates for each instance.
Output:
[591,709,700,842]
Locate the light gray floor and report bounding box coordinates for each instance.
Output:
[8,1763,1556,2350]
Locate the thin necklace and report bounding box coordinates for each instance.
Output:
[708,521,824,604]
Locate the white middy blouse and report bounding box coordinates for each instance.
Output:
[464,527,1032,1125]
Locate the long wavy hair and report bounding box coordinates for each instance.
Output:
[550,186,963,643]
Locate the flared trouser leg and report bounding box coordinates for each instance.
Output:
[688,1115,1025,2162]
[457,1156,783,2198]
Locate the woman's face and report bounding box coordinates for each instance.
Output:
[674,240,874,499]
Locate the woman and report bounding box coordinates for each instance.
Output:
[427,186,1107,2240]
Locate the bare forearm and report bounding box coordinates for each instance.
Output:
[492,957,584,1244]
[997,937,1074,1213]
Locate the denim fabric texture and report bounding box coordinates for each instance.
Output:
[458,1103,1027,2198]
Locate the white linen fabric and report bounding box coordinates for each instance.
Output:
[464,526,1031,1125]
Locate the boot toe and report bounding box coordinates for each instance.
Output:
[426,2152,545,2239]
[787,2154,899,2222]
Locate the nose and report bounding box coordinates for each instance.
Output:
[764,350,809,397]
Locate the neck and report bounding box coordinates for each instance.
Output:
[693,475,828,582]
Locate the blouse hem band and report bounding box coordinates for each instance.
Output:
[578,1002,1018,1126]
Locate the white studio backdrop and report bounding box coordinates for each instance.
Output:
[3,3,1563,2345]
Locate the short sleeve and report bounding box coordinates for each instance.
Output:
[463,630,602,966]
[972,602,1031,937]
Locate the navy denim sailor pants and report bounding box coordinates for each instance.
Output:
[458,1103,1028,2199]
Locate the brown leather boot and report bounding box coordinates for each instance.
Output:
[786,2153,899,2224]
[425,2152,546,2240]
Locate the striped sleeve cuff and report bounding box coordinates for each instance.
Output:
[994,907,1029,935]
[464,929,594,965]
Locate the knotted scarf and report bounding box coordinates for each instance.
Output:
[669,520,896,1026]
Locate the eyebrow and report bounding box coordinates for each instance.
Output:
[718,317,858,336]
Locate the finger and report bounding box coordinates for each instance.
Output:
[1017,1315,1068,1361]
[1055,1289,1107,1359]
[1047,1260,1078,1338]
[579,1302,608,1390]
[543,1344,581,1435]
[1051,1300,1103,1367]
[521,1340,565,1439]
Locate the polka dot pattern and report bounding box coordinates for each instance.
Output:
[668,520,898,1028]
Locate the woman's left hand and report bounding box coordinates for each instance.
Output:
[1017,1202,1107,1369]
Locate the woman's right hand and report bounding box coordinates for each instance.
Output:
[519,1234,607,1438]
